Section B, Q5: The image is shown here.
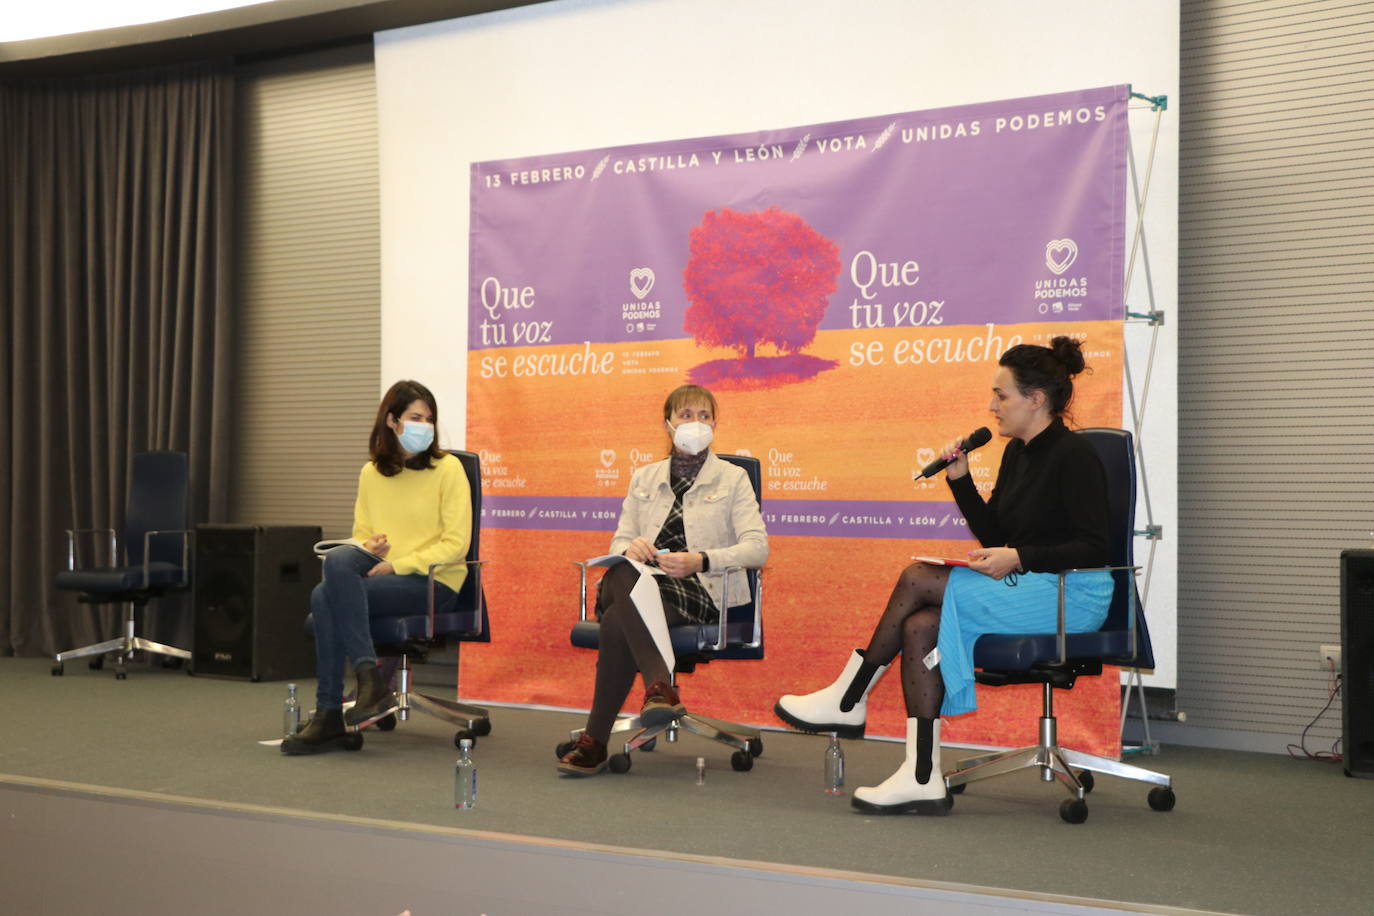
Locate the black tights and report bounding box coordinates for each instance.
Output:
[585,563,684,744]
[861,561,951,720]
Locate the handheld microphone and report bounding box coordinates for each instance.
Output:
[915,427,992,479]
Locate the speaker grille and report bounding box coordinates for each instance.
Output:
[193,524,319,681]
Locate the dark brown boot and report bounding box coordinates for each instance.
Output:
[640,679,686,728]
[558,733,609,777]
[281,708,349,756]
[344,661,397,726]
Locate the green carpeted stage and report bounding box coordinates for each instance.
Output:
[2,657,1368,915]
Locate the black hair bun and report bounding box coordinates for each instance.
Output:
[1048,336,1086,376]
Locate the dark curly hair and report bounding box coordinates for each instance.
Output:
[999,336,1090,419]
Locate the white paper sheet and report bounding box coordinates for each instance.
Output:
[584,554,675,673]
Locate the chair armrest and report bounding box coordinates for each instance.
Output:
[427,559,484,640]
[1053,564,1139,665]
[570,560,765,652]
[142,529,193,587]
[715,565,764,652]
[571,561,592,622]
[66,528,118,570]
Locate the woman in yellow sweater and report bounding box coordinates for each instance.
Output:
[283,380,472,755]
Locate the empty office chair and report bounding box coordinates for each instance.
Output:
[52,450,193,679]
[558,453,766,773]
[942,428,1174,823]
[308,450,491,749]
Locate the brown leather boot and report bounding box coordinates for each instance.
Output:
[280,708,349,756]
[640,679,686,728]
[558,733,609,777]
[344,661,398,726]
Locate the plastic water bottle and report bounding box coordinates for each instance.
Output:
[455,739,477,810]
[695,756,706,786]
[282,683,301,737]
[824,734,845,795]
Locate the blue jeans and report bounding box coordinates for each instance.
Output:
[310,548,456,710]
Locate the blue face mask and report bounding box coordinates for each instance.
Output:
[397,421,434,454]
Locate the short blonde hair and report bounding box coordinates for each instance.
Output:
[662,384,718,422]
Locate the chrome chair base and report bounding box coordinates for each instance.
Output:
[392,654,490,738]
[566,696,764,772]
[944,685,1171,801]
[52,608,190,677]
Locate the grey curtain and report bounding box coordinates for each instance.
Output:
[0,60,234,657]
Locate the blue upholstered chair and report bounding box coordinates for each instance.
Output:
[307,450,491,748]
[942,428,1175,823]
[52,450,194,679]
[560,453,765,773]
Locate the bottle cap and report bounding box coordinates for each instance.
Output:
[696,756,705,766]
[460,738,473,749]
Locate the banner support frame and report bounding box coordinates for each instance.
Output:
[1119,91,1169,755]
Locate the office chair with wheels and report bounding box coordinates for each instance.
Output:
[52,450,193,679]
[942,428,1174,823]
[307,450,491,749]
[558,453,765,774]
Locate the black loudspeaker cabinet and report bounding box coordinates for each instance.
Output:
[1341,548,1374,779]
[193,524,321,681]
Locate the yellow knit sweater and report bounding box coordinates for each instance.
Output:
[351,453,472,595]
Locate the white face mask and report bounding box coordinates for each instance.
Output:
[669,420,714,455]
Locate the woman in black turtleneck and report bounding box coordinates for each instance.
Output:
[557,384,769,777]
[776,336,1112,815]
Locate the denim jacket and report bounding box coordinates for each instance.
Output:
[610,451,769,610]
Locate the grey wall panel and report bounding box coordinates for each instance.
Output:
[1178,0,1374,750]
[230,42,380,537]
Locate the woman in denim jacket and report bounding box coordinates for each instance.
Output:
[558,384,768,777]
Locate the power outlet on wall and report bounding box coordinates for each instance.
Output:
[1320,644,1342,672]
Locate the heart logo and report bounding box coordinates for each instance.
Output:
[916,448,936,466]
[599,449,616,468]
[1045,239,1077,275]
[629,267,655,299]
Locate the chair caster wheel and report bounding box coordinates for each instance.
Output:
[948,782,966,794]
[731,750,754,772]
[747,737,763,758]
[1060,798,1089,824]
[52,663,64,676]
[472,718,492,737]
[1077,770,1095,793]
[554,739,576,759]
[377,714,397,732]
[114,668,127,680]
[89,656,104,671]
[1148,786,1176,812]
[641,737,657,752]
[344,732,364,751]
[608,753,632,774]
[454,729,476,747]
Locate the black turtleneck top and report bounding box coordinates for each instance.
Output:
[946,419,1109,574]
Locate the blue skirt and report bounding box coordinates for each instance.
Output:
[938,567,1113,717]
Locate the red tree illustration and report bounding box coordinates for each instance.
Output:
[683,207,840,359]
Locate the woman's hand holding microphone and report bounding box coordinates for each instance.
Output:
[938,437,971,480]
[931,437,1021,579]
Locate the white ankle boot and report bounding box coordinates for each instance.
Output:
[851,718,952,815]
[774,650,887,739]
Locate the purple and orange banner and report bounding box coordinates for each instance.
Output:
[465,87,1128,754]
